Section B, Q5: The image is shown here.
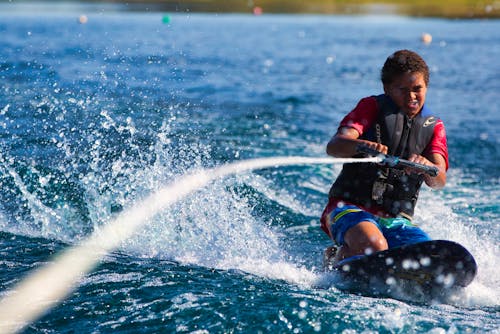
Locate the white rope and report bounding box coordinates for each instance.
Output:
[0,156,380,333]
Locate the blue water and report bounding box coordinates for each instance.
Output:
[0,8,499,333]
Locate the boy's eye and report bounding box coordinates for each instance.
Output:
[396,86,423,94]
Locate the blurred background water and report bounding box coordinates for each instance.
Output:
[0,6,499,333]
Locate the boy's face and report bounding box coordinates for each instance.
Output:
[384,72,427,118]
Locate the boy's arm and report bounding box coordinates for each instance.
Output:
[326,127,388,158]
[407,152,447,189]
[410,120,448,189]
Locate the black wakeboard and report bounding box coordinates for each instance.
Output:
[325,240,477,299]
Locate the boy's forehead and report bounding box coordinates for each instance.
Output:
[391,72,426,85]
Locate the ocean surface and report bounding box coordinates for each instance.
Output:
[0,7,499,333]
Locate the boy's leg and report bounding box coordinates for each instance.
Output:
[334,221,388,263]
[323,205,388,265]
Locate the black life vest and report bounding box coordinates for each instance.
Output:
[328,94,437,219]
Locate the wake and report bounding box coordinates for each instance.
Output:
[0,156,379,333]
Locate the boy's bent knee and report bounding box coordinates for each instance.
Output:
[344,221,388,255]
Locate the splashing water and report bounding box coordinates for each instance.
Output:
[0,64,496,333]
[416,181,500,307]
[0,155,379,333]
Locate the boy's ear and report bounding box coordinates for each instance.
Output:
[383,84,389,95]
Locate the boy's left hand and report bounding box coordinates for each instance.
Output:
[405,154,434,175]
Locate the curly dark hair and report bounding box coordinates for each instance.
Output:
[381,50,430,86]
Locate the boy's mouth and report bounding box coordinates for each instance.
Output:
[407,101,419,109]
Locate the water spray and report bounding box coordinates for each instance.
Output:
[0,156,380,333]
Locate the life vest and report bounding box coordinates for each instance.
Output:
[328,94,437,219]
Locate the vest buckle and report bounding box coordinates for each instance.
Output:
[372,180,386,202]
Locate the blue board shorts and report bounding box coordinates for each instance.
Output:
[327,205,431,249]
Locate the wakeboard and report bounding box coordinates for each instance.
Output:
[325,240,477,299]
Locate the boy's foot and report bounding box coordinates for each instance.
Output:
[322,246,338,270]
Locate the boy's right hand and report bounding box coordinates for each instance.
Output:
[358,141,388,155]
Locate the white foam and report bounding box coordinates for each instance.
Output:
[415,173,500,307]
[0,156,379,333]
